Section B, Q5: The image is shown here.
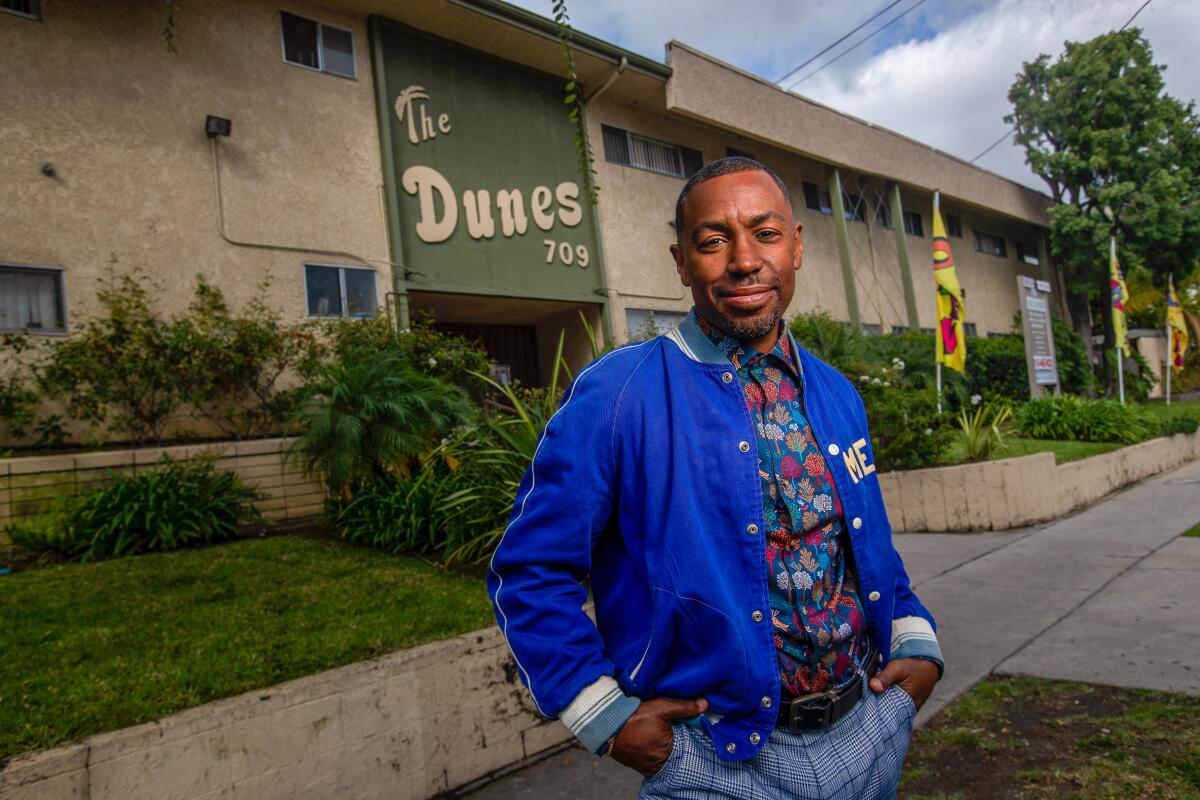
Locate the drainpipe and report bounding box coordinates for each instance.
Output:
[585,56,628,104]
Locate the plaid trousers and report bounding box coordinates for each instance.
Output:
[638,684,916,800]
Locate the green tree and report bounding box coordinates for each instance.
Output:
[1006,29,1200,378]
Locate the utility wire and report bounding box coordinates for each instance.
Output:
[969,0,1153,164]
[1119,0,1152,30]
[775,0,903,85]
[788,0,928,89]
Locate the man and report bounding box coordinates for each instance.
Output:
[487,157,942,799]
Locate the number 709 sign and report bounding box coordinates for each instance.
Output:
[544,239,590,268]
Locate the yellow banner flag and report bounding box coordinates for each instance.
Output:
[1167,277,1189,371]
[932,198,966,373]
[1109,239,1130,356]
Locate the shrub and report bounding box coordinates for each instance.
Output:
[4,459,263,562]
[789,311,863,373]
[1160,413,1200,436]
[964,336,1029,403]
[1098,347,1156,402]
[854,362,954,472]
[317,316,493,399]
[957,399,1014,462]
[1016,395,1158,444]
[175,279,323,439]
[287,351,473,497]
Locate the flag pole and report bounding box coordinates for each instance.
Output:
[1113,237,1125,405]
[1166,273,1173,406]
[934,191,943,414]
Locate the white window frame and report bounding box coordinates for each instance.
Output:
[0,263,68,335]
[279,11,357,80]
[0,0,40,21]
[302,263,379,320]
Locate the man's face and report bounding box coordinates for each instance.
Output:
[671,170,803,349]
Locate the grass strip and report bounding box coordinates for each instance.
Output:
[901,675,1200,799]
[0,535,495,759]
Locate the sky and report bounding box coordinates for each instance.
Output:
[507,0,1200,193]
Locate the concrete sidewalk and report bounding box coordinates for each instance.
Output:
[462,460,1200,798]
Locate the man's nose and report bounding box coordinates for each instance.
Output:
[726,232,762,275]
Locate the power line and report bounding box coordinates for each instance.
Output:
[1119,0,1152,30]
[788,0,928,89]
[775,0,904,85]
[969,0,1154,165]
[969,129,1014,164]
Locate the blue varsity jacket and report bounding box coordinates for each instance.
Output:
[487,313,942,762]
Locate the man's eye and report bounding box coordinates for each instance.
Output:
[701,237,725,248]
[757,230,781,240]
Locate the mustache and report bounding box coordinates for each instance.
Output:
[722,276,782,293]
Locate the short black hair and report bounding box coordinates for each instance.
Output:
[673,156,792,237]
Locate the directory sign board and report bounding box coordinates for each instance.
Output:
[1018,276,1061,396]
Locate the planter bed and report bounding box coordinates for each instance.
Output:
[0,535,493,759]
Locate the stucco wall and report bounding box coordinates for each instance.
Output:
[878,432,1200,533]
[0,0,391,327]
[0,627,567,800]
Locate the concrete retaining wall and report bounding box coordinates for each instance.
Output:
[0,439,324,537]
[879,432,1200,532]
[0,627,568,800]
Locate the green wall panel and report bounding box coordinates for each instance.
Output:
[373,18,602,300]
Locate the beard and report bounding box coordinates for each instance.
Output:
[714,280,785,343]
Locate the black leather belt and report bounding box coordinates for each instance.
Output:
[776,647,881,732]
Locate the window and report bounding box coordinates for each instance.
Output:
[902,210,924,237]
[861,323,882,336]
[601,125,702,179]
[802,182,832,215]
[945,213,963,238]
[875,203,892,230]
[801,182,865,222]
[0,265,66,334]
[973,230,1007,258]
[842,193,866,223]
[1015,242,1040,266]
[726,146,755,159]
[304,264,378,318]
[0,0,39,20]
[280,12,355,79]
[964,322,978,337]
[626,308,687,339]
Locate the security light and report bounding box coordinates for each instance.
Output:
[205,116,232,138]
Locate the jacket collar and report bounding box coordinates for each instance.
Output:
[667,309,804,378]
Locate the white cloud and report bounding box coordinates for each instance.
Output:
[799,0,1200,190]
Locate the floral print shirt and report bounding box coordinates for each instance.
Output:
[697,312,868,695]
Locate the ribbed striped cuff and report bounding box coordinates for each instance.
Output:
[560,676,641,754]
[890,615,944,677]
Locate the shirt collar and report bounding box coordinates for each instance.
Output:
[692,309,798,377]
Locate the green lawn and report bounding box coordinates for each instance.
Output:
[942,436,1125,466]
[1140,398,1200,423]
[1183,522,1200,538]
[0,535,495,759]
[901,675,1200,799]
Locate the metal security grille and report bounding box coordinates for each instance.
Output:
[601,125,702,179]
[0,0,40,19]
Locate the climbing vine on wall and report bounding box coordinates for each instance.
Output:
[552,0,600,206]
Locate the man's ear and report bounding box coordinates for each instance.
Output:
[792,222,804,272]
[670,243,691,286]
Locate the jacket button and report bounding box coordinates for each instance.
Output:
[726,742,737,754]
[827,443,840,456]
[751,610,764,622]
[722,371,733,383]
[868,591,881,602]
[749,732,761,745]
[852,517,863,530]
[746,523,759,536]
[761,696,772,709]
[739,441,751,453]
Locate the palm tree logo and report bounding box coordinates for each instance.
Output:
[394,85,430,145]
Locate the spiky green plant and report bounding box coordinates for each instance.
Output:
[286,352,472,497]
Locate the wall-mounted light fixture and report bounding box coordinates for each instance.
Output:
[205,115,232,138]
